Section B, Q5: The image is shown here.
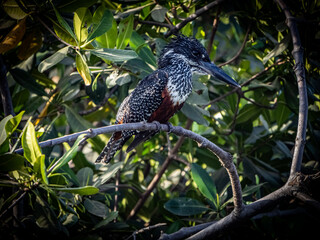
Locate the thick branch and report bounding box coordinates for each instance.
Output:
[274,0,307,176]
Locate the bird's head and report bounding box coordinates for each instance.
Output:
[158,35,240,88]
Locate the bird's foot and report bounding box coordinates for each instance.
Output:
[165,122,173,133]
[152,121,161,131]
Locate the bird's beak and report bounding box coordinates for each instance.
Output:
[200,61,241,88]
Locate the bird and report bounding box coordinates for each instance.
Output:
[95,35,240,164]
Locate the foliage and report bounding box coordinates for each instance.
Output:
[0,0,319,239]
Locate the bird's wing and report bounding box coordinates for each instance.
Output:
[116,70,169,124]
[114,70,169,152]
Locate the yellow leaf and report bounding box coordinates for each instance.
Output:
[76,52,91,85]
[0,17,26,54]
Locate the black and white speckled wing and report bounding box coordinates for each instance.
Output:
[95,70,168,163]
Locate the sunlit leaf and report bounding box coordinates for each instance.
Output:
[88,7,113,42]
[74,7,92,44]
[21,122,42,166]
[38,46,69,73]
[116,15,133,49]
[54,186,99,195]
[76,52,92,85]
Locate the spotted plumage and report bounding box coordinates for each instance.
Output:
[96,36,240,164]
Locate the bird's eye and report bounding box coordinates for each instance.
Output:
[192,51,201,58]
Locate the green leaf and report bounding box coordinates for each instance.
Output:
[191,163,218,207]
[236,104,262,124]
[95,19,117,49]
[21,122,42,165]
[94,162,123,187]
[0,115,13,146]
[77,167,93,186]
[262,34,290,64]
[164,197,209,216]
[39,154,48,184]
[74,7,92,44]
[130,31,156,67]
[94,211,118,230]
[52,20,77,46]
[151,4,168,22]
[52,5,78,45]
[38,46,69,73]
[76,52,92,85]
[55,186,99,195]
[10,68,47,96]
[48,134,86,175]
[88,7,113,42]
[84,199,108,217]
[89,48,138,62]
[0,153,25,172]
[181,102,209,126]
[116,15,134,49]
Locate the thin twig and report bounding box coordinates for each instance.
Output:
[165,0,226,37]
[207,7,221,54]
[125,223,167,240]
[218,24,251,67]
[0,56,15,117]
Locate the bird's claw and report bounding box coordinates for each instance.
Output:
[165,122,173,133]
[152,121,161,131]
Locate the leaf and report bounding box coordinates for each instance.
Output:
[17,28,43,60]
[191,163,218,208]
[94,211,118,229]
[77,167,93,186]
[52,5,78,45]
[262,34,290,64]
[21,121,42,166]
[10,68,47,96]
[89,48,138,62]
[84,199,108,217]
[76,52,92,85]
[39,154,48,184]
[95,19,117,49]
[181,102,209,126]
[236,104,262,124]
[116,15,134,49]
[151,5,168,22]
[0,153,25,172]
[94,162,123,187]
[74,7,92,44]
[2,0,28,20]
[0,17,26,54]
[38,46,69,72]
[0,115,13,146]
[129,31,157,67]
[164,197,209,216]
[54,186,99,195]
[88,7,113,42]
[52,20,77,46]
[272,93,290,127]
[48,134,86,175]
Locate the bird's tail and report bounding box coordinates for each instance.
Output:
[95,132,130,164]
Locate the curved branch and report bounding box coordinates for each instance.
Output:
[274,0,307,176]
[14,121,243,214]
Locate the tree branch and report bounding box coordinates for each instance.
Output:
[274,0,308,176]
[14,120,242,217]
[0,55,15,117]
